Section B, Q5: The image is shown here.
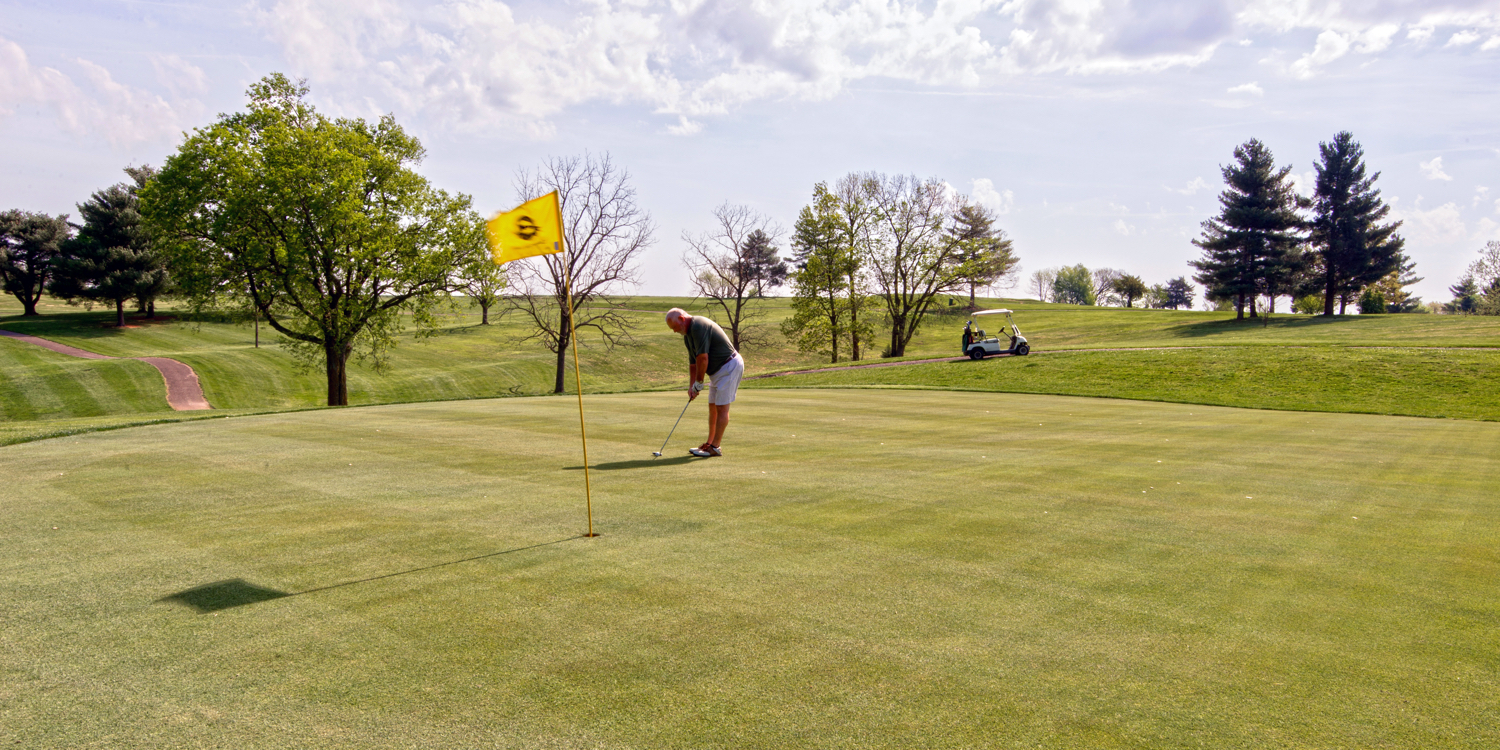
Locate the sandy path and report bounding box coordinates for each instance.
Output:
[0,330,212,411]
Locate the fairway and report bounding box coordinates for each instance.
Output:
[3,390,1497,748]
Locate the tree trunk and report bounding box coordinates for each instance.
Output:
[1235,293,1245,320]
[1323,271,1337,316]
[480,301,490,325]
[115,299,126,327]
[888,314,906,357]
[21,295,39,316]
[555,307,570,396]
[147,299,156,318]
[849,299,861,361]
[324,342,349,406]
[969,283,976,309]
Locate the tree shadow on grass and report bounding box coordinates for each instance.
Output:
[565,455,699,471]
[158,536,581,613]
[1167,315,1366,339]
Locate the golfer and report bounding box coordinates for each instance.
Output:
[665,308,743,458]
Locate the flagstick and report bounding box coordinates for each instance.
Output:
[559,240,597,538]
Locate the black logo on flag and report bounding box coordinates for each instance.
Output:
[515,216,540,241]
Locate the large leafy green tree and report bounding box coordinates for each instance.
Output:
[49,167,170,327]
[1310,131,1404,315]
[1109,274,1148,308]
[1163,277,1194,310]
[0,210,71,316]
[141,74,472,406]
[1051,264,1096,305]
[1191,139,1306,320]
[782,185,870,363]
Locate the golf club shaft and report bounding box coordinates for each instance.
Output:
[656,398,691,455]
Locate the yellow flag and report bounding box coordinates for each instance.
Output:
[487,191,565,266]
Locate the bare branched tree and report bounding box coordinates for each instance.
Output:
[507,153,654,393]
[683,203,787,351]
[862,172,965,358]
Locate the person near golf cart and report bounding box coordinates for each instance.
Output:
[665,308,744,458]
[962,309,1031,359]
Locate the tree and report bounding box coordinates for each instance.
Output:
[1030,268,1056,302]
[1051,264,1096,305]
[1110,274,1148,308]
[946,203,1018,308]
[1191,138,1306,320]
[1357,287,1386,314]
[507,152,653,394]
[0,210,70,316]
[1092,268,1124,306]
[1310,131,1404,315]
[453,214,506,324]
[49,167,170,327]
[683,203,787,350]
[1163,277,1194,310]
[1449,276,1479,314]
[862,173,967,357]
[141,74,473,406]
[781,184,875,363]
[1371,253,1422,313]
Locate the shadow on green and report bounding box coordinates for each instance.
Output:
[159,536,582,613]
[568,455,700,470]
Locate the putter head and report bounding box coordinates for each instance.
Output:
[651,451,663,458]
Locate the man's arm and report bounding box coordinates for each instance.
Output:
[688,352,708,400]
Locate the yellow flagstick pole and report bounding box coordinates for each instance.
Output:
[556,202,597,538]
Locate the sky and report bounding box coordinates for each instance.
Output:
[3,0,1498,304]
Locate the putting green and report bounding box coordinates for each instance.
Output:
[2,390,1496,748]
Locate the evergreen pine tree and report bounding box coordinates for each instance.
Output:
[946,204,1017,308]
[1191,139,1305,320]
[0,210,71,316]
[1311,131,1404,315]
[49,167,169,326]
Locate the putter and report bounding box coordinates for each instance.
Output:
[652,398,692,458]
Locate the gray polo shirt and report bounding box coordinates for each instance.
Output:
[684,316,737,375]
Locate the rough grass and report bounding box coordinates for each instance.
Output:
[750,346,1500,421]
[0,336,172,421]
[2,390,1497,748]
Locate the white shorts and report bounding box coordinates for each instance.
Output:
[707,353,744,405]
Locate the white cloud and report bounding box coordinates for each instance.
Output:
[1447,29,1482,46]
[0,36,193,146]
[1407,26,1434,44]
[150,54,209,97]
[1290,29,1351,79]
[238,1,1500,132]
[1290,170,1317,198]
[1167,177,1210,195]
[1420,156,1453,181]
[1483,35,1500,50]
[1113,218,1135,235]
[1475,185,1490,206]
[1226,81,1263,95]
[1355,23,1400,53]
[1394,198,1466,243]
[971,178,1014,215]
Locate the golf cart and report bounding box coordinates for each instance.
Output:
[962,309,1030,359]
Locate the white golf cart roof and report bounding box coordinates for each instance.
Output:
[972,309,1013,315]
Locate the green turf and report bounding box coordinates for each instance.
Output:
[0,336,172,421]
[2,390,1496,748]
[749,346,1500,420]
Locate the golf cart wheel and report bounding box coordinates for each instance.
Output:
[1016,342,1030,356]
[969,348,985,360]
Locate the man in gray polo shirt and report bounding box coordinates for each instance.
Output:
[665,307,745,458]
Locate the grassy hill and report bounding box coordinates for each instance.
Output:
[5,293,1500,445]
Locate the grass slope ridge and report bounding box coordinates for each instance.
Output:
[751,346,1500,420]
[2,390,1496,748]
